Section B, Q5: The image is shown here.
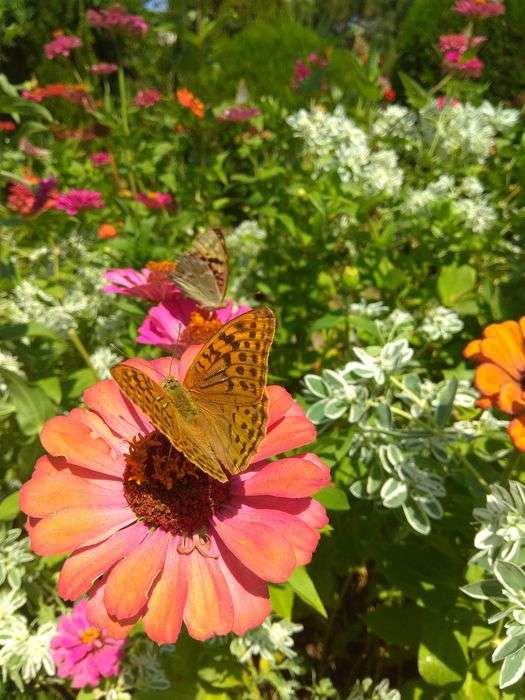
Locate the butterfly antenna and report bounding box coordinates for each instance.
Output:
[109,342,126,360]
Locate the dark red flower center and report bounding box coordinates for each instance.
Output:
[123,431,230,536]
[521,374,525,391]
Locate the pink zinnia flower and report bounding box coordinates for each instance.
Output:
[51,600,125,688]
[218,106,261,122]
[20,349,329,644]
[133,89,162,108]
[89,151,112,166]
[436,95,461,109]
[453,0,505,16]
[439,33,486,53]
[90,63,118,75]
[443,51,484,78]
[135,191,174,208]
[138,299,252,349]
[103,262,181,303]
[87,5,149,34]
[291,52,329,90]
[44,32,82,60]
[56,189,104,215]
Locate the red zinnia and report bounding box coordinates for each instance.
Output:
[0,121,16,131]
[20,350,329,643]
[176,88,205,119]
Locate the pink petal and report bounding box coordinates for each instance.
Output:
[30,508,135,556]
[86,581,134,639]
[143,536,187,644]
[32,454,65,478]
[40,413,125,477]
[178,345,202,379]
[182,547,234,640]
[20,471,126,518]
[234,453,330,498]
[266,385,297,425]
[58,521,148,599]
[213,507,296,582]
[215,539,271,635]
[83,380,152,440]
[104,528,169,620]
[253,416,316,462]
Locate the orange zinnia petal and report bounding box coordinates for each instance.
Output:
[482,321,525,379]
[474,363,514,396]
[498,383,525,415]
[464,339,483,360]
[509,416,525,451]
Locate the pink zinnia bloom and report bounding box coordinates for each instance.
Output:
[453,0,505,16]
[218,106,261,122]
[133,89,162,108]
[56,189,104,215]
[20,349,329,644]
[90,63,118,75]
[135,191,174,209]
[87,5,148,34]
[436,95,461,109]
[103,262,181,303]
[439,33,486,53]
[443,51,484,78]
[44,33,82,59]
[137,299,251,349]
[89,151,112,166]
[51,600,125,688]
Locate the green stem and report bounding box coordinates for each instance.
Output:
[67,329,99,381]
[456,451,490,492]
[117,67,137,196]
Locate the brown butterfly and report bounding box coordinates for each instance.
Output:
[111,307,275,482]
[170,228,228,309]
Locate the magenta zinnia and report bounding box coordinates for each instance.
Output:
[44,32,82,60]
[51,600,125,688]
[20,350,329,643]
[55,189,104,215]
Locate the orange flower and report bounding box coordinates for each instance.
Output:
[176,88,204,119]
[464,318,525,416]
[98,224,118,239]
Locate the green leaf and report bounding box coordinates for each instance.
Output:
[365,605,422,647]
[314,486,350,511]
[434,378,458,428]
[0,491,20,521]
[494,561,525,595]
[269,582,295,619]
[418,613,468,688]
[493,634,525,663]
[311,314,345,332]
[288,566,327,618]
[460,579,505,601]
[403,500,431,535]
[399,71,430,109]
[0,370,56,435]
[500,646,525,689]
[437,265,477,308]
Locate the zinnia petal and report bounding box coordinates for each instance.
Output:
[234,453,330,498]
[509,416,525,451]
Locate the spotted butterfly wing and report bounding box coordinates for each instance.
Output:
[185,306,275,475]
[110,308,275,482]
[171,228,228,309]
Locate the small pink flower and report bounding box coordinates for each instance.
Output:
[51,600,125,688]
[87,5,148,34]
[218,106,261,122]
[103,263,180,303]
[90,63,118,75]
[436,95,461,109]
[56,189,104,215]
[291,52,329,90]
[44,33,82,60]
[439,33,485,53]
[137,299,251,350]
[133,89,162,108]
[443,51,484,78]
[453,0,505,17]
[135,191,174,209]
[89,151,112,166]
[20,138,49,158]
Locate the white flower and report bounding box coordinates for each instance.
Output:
[361,149,404,197]
[228,220,267,257]
[372,105,417,140]
[157,29,177,45]
[90,347,122,379]
[348,676,401,700]
[0,621,56,687]
[0,351,25,378]
[421,306,463,342]
[452,197,497,233]
[349,300,389,318]
[461,176,484,198]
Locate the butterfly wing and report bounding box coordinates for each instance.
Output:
[110,364,228,482]
[184,307,275,475]
[171,228,228,309]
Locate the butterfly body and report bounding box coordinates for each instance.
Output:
[111,307,276,482]
[161,378,198,420]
